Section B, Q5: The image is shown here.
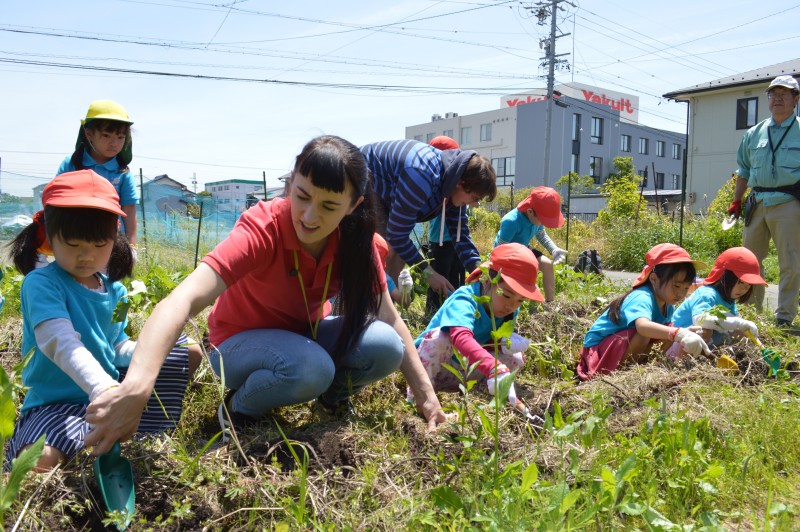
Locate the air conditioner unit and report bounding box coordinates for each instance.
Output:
[444,112,459,119]
[431,114,442,121]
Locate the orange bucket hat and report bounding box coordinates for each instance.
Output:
[703,247,766,286]
[466,243,543,301]
[516,187,565,228]
[429,136,459,150]
[632,243,706,288]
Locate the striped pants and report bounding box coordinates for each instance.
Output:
[5,334,191,468]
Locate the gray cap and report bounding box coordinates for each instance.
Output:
[767,75,799,92]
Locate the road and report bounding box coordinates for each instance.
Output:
[603,270,779,311]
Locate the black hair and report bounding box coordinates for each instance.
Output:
[708,269,753,304]
[460,154,497,202]
[292,135,381,364]
[70,119,132,172]
[607,262,696,324]
[8,206,134,281]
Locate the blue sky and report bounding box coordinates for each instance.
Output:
[1,0,798,197]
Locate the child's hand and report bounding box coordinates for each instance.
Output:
[501,333,530,356]
[724,317,758,336]
[674,328,711,357]
[552,248,568,265]
[486,366,516,403]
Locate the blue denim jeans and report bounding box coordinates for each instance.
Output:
[208,317,404,418]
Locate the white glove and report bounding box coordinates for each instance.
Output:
[695,313,758,336]
[674,328,711,357]
[552,248,568,265]
[398,268,413,292]
[486,367,516,403]
[501,333,531,357]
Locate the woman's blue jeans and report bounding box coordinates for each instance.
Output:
[208,317,404,418]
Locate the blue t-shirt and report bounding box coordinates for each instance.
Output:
[495,209,542,248]
[20,263,129,413]
[672,285,737,328]
[583,285,673,347]
[428,215,452,244]
[386,274,397,293]
[58,153,139,207]
[415,282,515,347]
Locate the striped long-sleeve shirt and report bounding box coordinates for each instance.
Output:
[361,139,481,272]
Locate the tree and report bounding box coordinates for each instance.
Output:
[554,172,596,195]
[596,156,647,225]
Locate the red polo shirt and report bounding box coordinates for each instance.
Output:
[203,197,386,346]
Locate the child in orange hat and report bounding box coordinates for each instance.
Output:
[495,187,566,302]
[577,243,709,380]
[5,170,201,471]
[411,243,540,410]
[668,247,766,359]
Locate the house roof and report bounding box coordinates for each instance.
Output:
[663,58,800,100]
[146,174,190,191]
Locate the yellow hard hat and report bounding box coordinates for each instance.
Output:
[81,100,134,125]
[76,100,134,167]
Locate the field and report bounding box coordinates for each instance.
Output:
[2,196,800,530]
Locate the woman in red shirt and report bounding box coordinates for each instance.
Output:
[85,135,448,453]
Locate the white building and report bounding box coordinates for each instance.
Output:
[663,58,800,212]
[205,179,265,213]
[406,83,684,216]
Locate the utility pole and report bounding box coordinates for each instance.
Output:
[534,0,574,187]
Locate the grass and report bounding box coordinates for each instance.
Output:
[2,219,800,530]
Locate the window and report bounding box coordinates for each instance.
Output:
[492,157,505,176]
[480,123,492,142]
[590,117,603,144]
[736,97,759,130]
[570,154,580,174]
[672,174,681,189]
[589,156,603,183]
[492,156,515,187]
[656,140,665,157]
[426,132,435,143]
[655,172,665,189]
[620,134,631,152]
[413,134,423,142]
[443,129,454,138]
[672,143,681,159]
[224,185,230,191]
[460,126,472,146]
[572,114,581,141]
[638,138,649,155]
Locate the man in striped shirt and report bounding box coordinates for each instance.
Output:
[361,139,496,297]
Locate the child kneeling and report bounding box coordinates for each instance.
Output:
[577,243,709,380]
[5,171,201,471]
[411,243,539,405]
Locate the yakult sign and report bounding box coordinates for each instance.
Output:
[501,82,639,123]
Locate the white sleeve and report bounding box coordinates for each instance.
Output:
[114,339,137,368]
[34,318,119,402]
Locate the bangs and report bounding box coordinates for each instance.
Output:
[88,119,130,135]
[296,144,347,194]
[45,206,119,243]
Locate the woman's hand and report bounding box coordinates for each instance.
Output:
[416,395,455,430]
[84,382,149,455]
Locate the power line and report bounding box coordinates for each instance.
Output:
[0,57,542,94]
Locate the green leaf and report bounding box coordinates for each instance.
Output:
[559,489,581,513]
[600,468,616,494]
[477,407,498,439]
[429,485,465,512]
[0,435,45,514]
[618,501,647,516]
[521,463,539,492]
[112,299,131,324]
[614,454,638,484]
[0,368,14,441]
